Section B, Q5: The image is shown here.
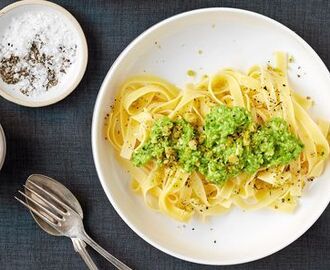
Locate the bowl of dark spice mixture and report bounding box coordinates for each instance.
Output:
[0,0,88,107]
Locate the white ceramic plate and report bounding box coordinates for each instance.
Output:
[92,8,330,265]
[0,124,5,170]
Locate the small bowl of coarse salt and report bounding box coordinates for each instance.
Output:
[0,124,5,170]
[0,0,88,107]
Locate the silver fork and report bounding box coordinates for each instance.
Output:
[15,180,132,270]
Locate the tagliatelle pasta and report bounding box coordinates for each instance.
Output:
[106,52,329,222]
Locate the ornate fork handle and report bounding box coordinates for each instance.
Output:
[81,232,132,270]
[72,238,98,270]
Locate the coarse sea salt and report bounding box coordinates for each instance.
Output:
[0,11,78,97]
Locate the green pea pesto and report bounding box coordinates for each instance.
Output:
[131,105,304,185]
[131,117,174,167]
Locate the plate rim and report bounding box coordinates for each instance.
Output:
[91,7,330,265]
[0,124,5,170]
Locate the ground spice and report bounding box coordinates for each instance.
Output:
[0,11,78,97]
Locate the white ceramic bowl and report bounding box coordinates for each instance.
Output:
[92,8,330,265]
[0,124,6,170]
[0,0,88,107]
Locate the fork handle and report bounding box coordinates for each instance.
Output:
[72,238,98,270]
[81,232,132,270]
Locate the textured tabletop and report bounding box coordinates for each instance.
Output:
[0,0,329,269]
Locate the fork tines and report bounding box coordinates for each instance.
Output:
[15,180,70,228]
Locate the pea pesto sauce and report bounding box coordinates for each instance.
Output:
[132,105,304,184]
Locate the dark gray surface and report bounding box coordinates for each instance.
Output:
[0,0,329,269]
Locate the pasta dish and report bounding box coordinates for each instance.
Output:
[106,52,329,222]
